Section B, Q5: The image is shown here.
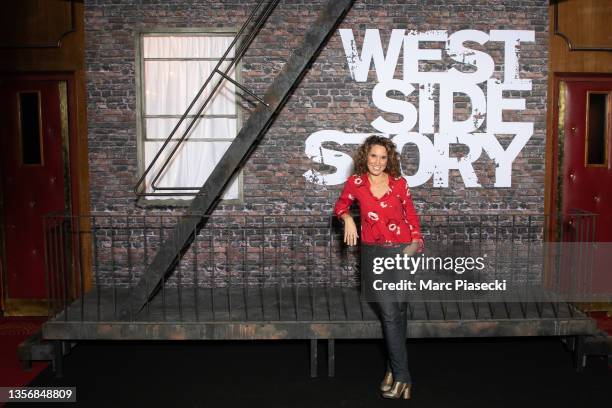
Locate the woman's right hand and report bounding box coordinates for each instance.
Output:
[342,215,359,246]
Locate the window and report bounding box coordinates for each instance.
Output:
[18,91,43,165]
[585,91,609,167]
[137,31,241,201]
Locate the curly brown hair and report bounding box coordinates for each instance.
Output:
[352,135,402,178]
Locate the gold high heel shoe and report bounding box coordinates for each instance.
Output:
[379,369,393,392]
[382,381,411,399]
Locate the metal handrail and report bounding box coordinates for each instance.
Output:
[134,0,279,197]
[42,211,604,323]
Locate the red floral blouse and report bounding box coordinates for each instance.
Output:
[334,173,424,251]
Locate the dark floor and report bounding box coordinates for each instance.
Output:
[9,337,612,408]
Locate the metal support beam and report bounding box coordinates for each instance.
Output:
[120,0,355,319]
[215,69,269,107]
[52,341,64,378]
[573,335,586,372]
[310,339,318,378]
[328,339,335,377]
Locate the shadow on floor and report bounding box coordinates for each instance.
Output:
[7,337,612,408]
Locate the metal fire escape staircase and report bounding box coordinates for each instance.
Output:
[124,0,355,318]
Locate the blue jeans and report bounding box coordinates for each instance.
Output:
[361,243,412,383]
[371,300,411,383]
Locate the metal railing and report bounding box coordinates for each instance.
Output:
[134,0,279,197]
[43,212,598,323]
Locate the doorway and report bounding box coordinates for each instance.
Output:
[550,75,612,304]
[556,77,612,242]
[0,77,73,316]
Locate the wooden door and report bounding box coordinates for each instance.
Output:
[557,78,612,300]
[0,79,69,315]
[561,79,612,242]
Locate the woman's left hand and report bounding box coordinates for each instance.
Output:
[402,241,419,257]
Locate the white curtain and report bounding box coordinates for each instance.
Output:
[142,35,239,200]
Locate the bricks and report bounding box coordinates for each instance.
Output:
[84,0,548,284]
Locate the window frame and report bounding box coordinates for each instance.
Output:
[135,27,244,207]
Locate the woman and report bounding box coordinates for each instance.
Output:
[334,135,424,400]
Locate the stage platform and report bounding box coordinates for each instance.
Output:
[38,211,606,376]
[43,286,598,340]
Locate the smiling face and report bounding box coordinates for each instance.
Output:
[366,144,388,177]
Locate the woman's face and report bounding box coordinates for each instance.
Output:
[366,144,388,177]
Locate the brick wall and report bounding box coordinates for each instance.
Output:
[84,0,548,287]
[85,0,548,213]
